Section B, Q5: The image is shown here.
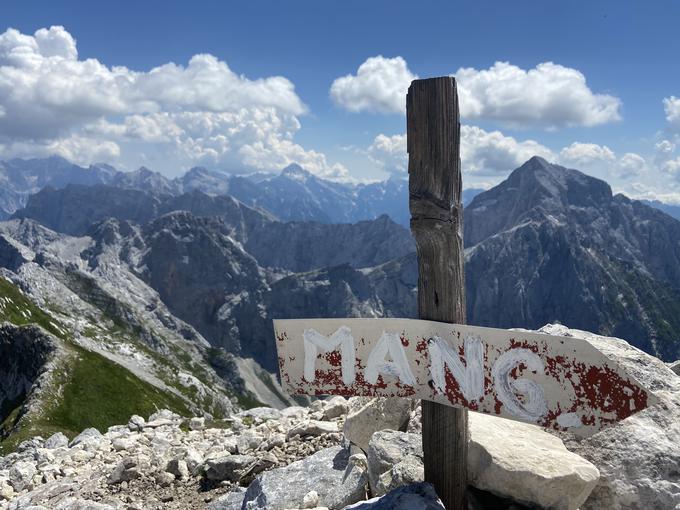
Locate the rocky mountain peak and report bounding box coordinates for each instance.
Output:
[506,156,612,204]
[465,157,614,246]
[280,163,312,182]
[87,217,138,246]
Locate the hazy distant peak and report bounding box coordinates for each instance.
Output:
[184,166,212,178]
[280,163,312,181]
[135,166,155,175]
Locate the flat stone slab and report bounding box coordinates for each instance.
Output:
[469,411,599,510]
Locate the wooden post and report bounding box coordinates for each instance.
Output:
[407,77,467,509]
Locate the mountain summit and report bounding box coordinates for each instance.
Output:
[464,157,680,360]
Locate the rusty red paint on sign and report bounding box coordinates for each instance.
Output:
[273,318,656,436]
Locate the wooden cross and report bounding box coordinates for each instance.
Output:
[272,77,655,509]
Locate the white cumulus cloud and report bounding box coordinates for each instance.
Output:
[559,142,616,166]
[662,157,680,178]
[367,125,555,178]
[367,134,408,176]
[456,62,621,129]
[0,26,346,178]
[616,153,648,179]
[664,96,680,129]
[461,126,555,174]
[331,57,621,129]
[559,142,646,179]
[330,56,417,114]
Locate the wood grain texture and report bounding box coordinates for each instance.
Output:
[407,76,468,510]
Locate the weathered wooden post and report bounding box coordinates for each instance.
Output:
[407,76,467,509]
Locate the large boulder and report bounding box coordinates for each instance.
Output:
[343,397,412,452]
[468,411,599,510]
[366,430,423,496]
[540,324,680,510]
[344,483,445,509]
[236,446,368,510]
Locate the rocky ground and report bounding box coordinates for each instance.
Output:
[1,325,679,510]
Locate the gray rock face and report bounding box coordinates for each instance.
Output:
[0,324,58,427]
[240,446,368,510]
[0,156,116,217]
[13,184,163,236]
[343,483,444,510]
[464,156,680,361]
[541,324,680,510]
[207,487,247,510]
[668,360,680,375]
[366,430,423,496]
[244,215,414,272]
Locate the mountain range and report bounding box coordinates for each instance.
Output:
[2,154,680,452]
[0,156,487,226]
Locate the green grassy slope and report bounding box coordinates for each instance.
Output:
[0,277,192,454]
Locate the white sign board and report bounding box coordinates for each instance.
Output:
[274,318,656,436]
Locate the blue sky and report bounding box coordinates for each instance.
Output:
[2,1,680,201]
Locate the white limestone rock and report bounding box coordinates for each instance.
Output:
[366,430,423,496]
[68,428,102,448]
[322,397,349,420]
[237,432,264,454]
[9,461,37,492]
[287,420,338,438]
[302,489,320,508]
[127,415,146,432]
[238,407,283,423]
[43,433,69,450]
[189,417,205,431]
[469,411,599,510]
[343,397,412,453]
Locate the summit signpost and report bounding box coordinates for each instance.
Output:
[273,318,655,436]
[272,77,655,509]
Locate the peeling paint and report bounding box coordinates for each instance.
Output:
[275,318,656,436]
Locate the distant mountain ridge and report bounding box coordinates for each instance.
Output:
[1,157,486,226]
[4,155,680,367]
[641,199,680,221]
